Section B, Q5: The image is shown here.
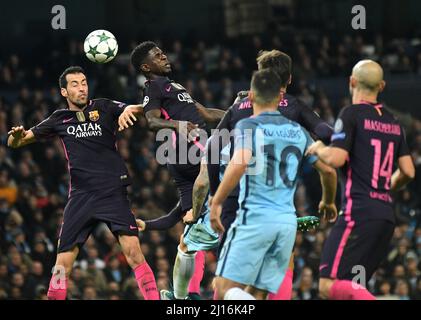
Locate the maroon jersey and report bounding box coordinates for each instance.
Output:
[331,102,410,222]
[31,99,130,196]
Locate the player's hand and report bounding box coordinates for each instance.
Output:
[136,218,146,231]
[118,108,138,131]
[177,121,199,142]
[318,202,338,223]
[210,202,225,234]
[183,209,196,225]
[306,141,326,156]
[234,91,249,104]
[8,126,27,139]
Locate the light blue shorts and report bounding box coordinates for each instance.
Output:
[215,219,296,293]
[183,209,219,252]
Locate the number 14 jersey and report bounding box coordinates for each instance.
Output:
[331,102,410,223]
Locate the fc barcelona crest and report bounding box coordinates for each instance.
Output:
[89,110,100,122]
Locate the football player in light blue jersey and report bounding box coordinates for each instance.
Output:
[210,69,338,300]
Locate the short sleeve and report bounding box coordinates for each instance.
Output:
[143,81,163,113]
[106,99,128,118]
[31,114,57,140]
[233,119,257,152]
[398,126,411,157]
[330,107,355,152]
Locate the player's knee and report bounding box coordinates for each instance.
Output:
[319,278,333,299]
[214,278,228,300]
[178,238,188,253]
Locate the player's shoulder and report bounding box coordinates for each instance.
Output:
[90,98,126,109]
[48,108,70,118]
[338,105,356,118]
[236,115,258,129]
[381,106,402,124]
[145,76,169,90]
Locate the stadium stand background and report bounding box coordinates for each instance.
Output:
[0,0,420,299]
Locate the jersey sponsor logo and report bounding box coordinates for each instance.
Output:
[177,92,194,104]
[143,96,149,107]
[67,123,102,138]
[88,110,100,122]
[334,119,343,133]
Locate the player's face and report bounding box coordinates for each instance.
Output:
[145,47,172,75]
[61,73,89,108]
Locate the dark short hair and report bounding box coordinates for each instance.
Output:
[130,41,158,73]
[250,69,282,105]
[256,50,292,87]
[59,66,86,89]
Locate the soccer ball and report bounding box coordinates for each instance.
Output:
[83,30,118,64]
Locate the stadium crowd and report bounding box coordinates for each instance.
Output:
[0,33,421,299]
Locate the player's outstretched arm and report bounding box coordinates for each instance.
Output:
[391,155,415,191]
[118,104,143,131]
[306,141,348,168]
[7,126,36,148]
[145,109,199,142]
[195,102,226,124]
[313,160,338,223]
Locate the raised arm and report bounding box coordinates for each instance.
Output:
[118,104,144,131]
[8,126,36,149]
[195,102,226,124]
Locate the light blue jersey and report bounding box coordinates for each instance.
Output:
[234,111,317,225]
[216,110,317,293]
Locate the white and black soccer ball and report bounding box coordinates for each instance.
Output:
[83,30,118,64]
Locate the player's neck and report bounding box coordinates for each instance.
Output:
[352,90,378,105]
[253,105,278,116]
[149,73,168,80]
[68,102,87,112]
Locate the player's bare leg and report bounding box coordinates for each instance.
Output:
[118,234,159,300]
[245,286,268,300]
[47,246,79,300]
[214,276,255,300]
[319,277,375,300]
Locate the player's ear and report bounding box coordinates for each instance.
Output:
[379,80,386,92]
[140,63,150,74]
[61,88,68,98]
[248,90,254,103]
[349,76,357,88]
[288,75,292,86]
